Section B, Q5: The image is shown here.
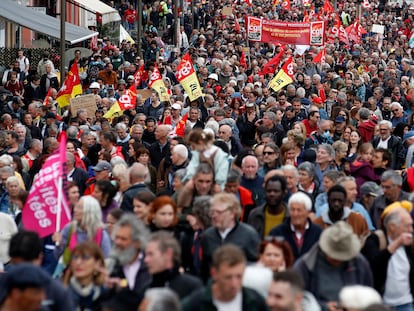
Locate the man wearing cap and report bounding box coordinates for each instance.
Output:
[4,231,74,311]
[41,112,64,139]
[0,264,51,311]
[362,207,414,310]
[115,79,127,99]
[169,103,186,137]
[359,181,382,213]
[293,221,373,310]
[333,115,346,141]
[207,73,221,94]
[84,160,112,195]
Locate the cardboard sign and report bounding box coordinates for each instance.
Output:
[222,6,233,16]
[136,89,153,101]
[70,94,97,118]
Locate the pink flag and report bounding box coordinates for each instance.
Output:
[23,133,71,238]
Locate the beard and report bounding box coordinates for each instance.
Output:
[110,245,138,266]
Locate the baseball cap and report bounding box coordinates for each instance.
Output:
[171,103,182,110]
[208,73,219,81]
[403,131,414,142]
[118,79,126,85]
[45,112,56,119]
[335,116,346,123]
[92,161,112,172]
[360,181,382,197]
[90,82,100,89]
[127,75,135,81]
[6,264,51,289]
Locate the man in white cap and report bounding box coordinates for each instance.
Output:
[293,221,373,310]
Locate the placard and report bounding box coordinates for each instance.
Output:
[222,7,233,16]
[70,94,97,118]
[371,24,385,34]
[137,89,153,101]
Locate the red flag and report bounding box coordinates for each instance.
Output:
[234,16,241,34]
[268,56,295,92]
[242,0,252,6]
[281,0,291,10]
[43,87,52,106]
[346,20,367,43]
[118,83,138,110]
[259,46,285,75]
[134,65,146,88]
[323,1,334,15]
[56,61,82,108]
[240,51,247,69]
[313,47,326,63]
[327,17,349,45]
[303,10,309,22]
[23,132,71,238]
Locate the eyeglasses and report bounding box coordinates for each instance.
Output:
[263,151,275,155]
[209,208,230,216]
[72,254,93,261]
[392,109,399,112]
[379,128,389,131]
[344,131,351,134]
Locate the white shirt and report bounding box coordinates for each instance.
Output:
[123,252,143,290]
[213,291,242,311]
[383,244,413,306]
[377,136,391,149]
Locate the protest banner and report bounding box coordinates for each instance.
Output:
[246,16,325,46]
[23,133,71,238]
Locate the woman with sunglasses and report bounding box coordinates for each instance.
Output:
[258,142,281,178]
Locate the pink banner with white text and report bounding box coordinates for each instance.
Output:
[23,134,71,237]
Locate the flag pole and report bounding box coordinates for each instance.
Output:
[55,177,62,245]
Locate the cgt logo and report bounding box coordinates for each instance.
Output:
[311,25,323,36]
[248,17,261,33]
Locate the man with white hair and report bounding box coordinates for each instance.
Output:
[120,163,153,212]
[240,155,265,206]
[149,124,170,168]
[362,207,414,310]
[158,144,189,194]
[269,191,322,260]
[372,120,405,169]
[390,102,408,128]
[218,124,242,157]
[339,285,382,311]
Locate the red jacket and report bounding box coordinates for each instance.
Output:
[239,186,254,222]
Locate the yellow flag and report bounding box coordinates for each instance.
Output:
[103,101,123,121]
[268,56,294,93]
[175,53,203,102]
[148,67,170,102]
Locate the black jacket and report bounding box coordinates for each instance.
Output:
[362,230,414,296]
[269,218,322,260]
[200,222,260,282]
[149,266,203,299]
[69,167,89,195]
[120,183,152,212]
[372,135,405,170]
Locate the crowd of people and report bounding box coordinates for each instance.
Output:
[1,0,414,310]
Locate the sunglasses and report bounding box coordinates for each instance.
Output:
[263,151,275,155]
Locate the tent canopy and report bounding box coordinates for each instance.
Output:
[0,0,98,44]
[72,0,121,24]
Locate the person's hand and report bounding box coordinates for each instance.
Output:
[52,232,62,244]
[326,301,341,311]
[399,232,413,247]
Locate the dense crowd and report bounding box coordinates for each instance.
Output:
[1,0,414,310]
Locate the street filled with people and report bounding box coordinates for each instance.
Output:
[1,0,414,310]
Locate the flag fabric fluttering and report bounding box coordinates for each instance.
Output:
[175,53,203,102]
[313,47,326,63]
[268,56,295,92]
[103,101,123,121]
[259,46,285,75]
[43,87,52,106]
[56,61,82,108]
[120,24,135,44]
[22,132,71,238]
[148,66,170,102]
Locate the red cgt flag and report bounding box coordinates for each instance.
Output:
[313,47,326,63]
[323,1,334,15]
